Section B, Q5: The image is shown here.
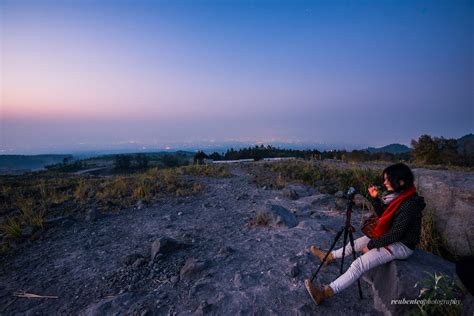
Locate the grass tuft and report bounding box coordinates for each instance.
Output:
[249,211,271,227]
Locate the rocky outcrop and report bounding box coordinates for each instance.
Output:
[413,168,474,256]
[362,249,459,316]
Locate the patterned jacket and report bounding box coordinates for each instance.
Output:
[367,193,426,250]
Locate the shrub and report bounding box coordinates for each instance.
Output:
[115,155,132,170]
[135,153,149,169]
[412,272,463,316]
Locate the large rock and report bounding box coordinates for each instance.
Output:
[264,204,298,228]
[362,249,457,316]
[413,168,474,256]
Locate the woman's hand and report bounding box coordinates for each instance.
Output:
[368,185,379,199]
[362,246,369,254]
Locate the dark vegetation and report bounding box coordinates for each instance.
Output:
[194,134,474,168]
[411,134,474,167]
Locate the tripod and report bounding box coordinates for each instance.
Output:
[309,187,363,299]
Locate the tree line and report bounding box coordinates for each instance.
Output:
[193,134,474,167]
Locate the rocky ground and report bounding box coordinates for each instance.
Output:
[0,165,382,315]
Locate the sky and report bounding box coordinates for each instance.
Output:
[0,0,473,154]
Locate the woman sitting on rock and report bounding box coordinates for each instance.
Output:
[305,163,426,305]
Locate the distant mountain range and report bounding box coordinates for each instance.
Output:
[366,144,412,154]
[365,134,474,154]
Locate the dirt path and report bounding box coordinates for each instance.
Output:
[0,166,381,315]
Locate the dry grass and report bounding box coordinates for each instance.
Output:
[253,159,382,194]
[18,197,45,229]
[96,176,130,200]
[132,176,152,204]
[419,209,458,262]
[0,217,22,239]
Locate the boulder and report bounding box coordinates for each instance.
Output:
[362,249,457,316]
[413,168,474,256]
[264,204,298,228]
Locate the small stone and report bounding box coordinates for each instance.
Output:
[194,300,212,315]
[289,264,300,278]
[151,237,183,261]
[136,200,146,210]
[85,208,103,222]
[180,257,209,280]
[217,246,234,257]
[21,225,35,238]
[132,258,146,268]
[123,253,143,266]
[140,309,151,316]
[177,211,183,216]
[237,193,249,200]
[282,188,299,200]
[170,276,179,286]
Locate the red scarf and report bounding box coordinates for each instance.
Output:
[371,186,417,238]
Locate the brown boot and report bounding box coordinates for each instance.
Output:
[309,245,334,265]
[304,280,334,305]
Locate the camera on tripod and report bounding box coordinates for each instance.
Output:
[345,186,357,202]
[307,185,363,299]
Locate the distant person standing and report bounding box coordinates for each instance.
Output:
[304,163,426,305]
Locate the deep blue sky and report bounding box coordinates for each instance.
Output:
[1,0,473,154]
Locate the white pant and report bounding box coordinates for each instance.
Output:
[329,236,413,294]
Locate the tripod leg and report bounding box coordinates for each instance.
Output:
[348,230,363,300]
[340,227,349,274]
[310,227,344,282]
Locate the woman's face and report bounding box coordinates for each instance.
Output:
[383,173,394,191]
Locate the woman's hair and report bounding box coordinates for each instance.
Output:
[382,163,414,192]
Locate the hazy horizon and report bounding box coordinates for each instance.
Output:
[1,0,473,154]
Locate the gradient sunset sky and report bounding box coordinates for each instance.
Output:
[1,0,473,154]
